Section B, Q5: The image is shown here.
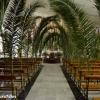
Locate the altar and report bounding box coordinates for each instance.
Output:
[43,57,60,63]
[43,52,61,63]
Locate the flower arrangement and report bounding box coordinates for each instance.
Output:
[42,51,48,57]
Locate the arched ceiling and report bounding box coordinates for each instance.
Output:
[26,0,100,27]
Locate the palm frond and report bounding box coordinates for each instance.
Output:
[24,1,45,17]
[94,0,100,16]
[49,0,96,59]
[1,0,26,58]
[20,1,45,33]
[33,16,55,53]
[42,32,59,49]
[3,0,26,29]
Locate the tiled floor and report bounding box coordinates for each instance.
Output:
[25,63,76,100]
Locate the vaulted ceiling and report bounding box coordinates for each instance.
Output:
[26,0,100,27]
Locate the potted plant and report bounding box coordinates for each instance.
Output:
[55,52,62,63]
[42,51,48,58]
[55,51,62,57]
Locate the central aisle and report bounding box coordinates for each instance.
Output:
[25,64,76,100]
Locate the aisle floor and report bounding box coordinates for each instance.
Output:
[25,63,76,100]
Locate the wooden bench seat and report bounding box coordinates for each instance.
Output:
[81,75,100,99]
[0,63,35,82]
[75,70,100,88]
[71,65,100,81]
[76,76,85,86]
[0,58,40,78]
[62,58,100,100]
[0,83,20,90]
[0,99,7,100]
[0,69,28,81]
[92,98,100,100]
[71,63,100,66]
[0,69,24,73]
[0,75,21,97]
[0,69,28,89]
[82,84,100,90]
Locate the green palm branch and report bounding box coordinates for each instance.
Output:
[49,0,96,61]
[11,1,45,58]
[93,0,100,59]
[42,32,59,49]
[1,0,45,73]
[33,16,56,56]
[21,1,45,32]
[0,0,10,31]
[2,0,26,58]
[0,0,26,74]
[3,0,25,30]
[94,0,100,16]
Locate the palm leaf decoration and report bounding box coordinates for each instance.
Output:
[53,19,73,58]
[94,0,100,16]
[42,32,59,49]
[94,0,100,59]
[2,0,45,58]
[21,1,45,32]
[0,0,45,75]
[49,0,96,62]
[0,0,26,75]
[17,1,45,58]
[2,0,26,58]
[0,0,10,31]
[33,16,56,56]
[3,0,25,30]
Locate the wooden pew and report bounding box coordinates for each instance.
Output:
[0,69,24,74]
[62,59,100,100]
[71,66,87,80]
[0,69,28,90]
[71,65,100,81]
[81,75,100,99]
[92,98,100,100]
[76,69,100,88]
[0,58,40,81]
[2,58,38,74]
[0,75,21,99]
[0,64,32,82]
[70,63,100,66]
